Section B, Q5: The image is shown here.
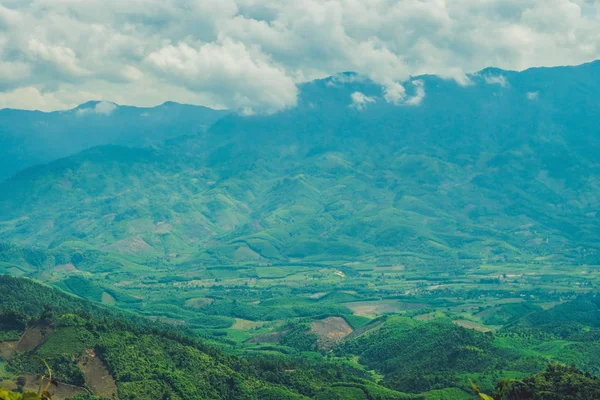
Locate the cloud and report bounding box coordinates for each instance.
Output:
[76,101,118,116]
[0,61,32,89]
[527,91,540,100]
[145,39,298,113]
[94,101,117,115]
[405,80,426,106]
[350,91,376,110]
[326,73,366,87]
[383,82,407,105]
[0,0,599,112]
[483,75,509,87]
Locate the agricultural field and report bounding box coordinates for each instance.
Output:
[5,244,597,397]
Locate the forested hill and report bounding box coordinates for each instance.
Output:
[1,275,600,399]
[1,62,600,267]
[0,274,365,400]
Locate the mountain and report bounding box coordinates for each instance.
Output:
[0,101,229,181]
[1,62,600,267]
[3,57,600,397]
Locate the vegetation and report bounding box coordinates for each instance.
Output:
[1,63,600,398]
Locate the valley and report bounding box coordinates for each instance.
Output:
[1,61,600,398]
[1,240,599,398]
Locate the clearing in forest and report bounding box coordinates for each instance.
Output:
[231,319,265,330]
[184,297,215,308]
[344,300,425,317]
[310,317,353,349]
[453,319,494,333]
[246,330,289,344]
[78,348,119,399]
[0,341,17,360]
[16,326,55,353]
[21,373,86,400]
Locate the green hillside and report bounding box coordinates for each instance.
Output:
[0,275,412,400]
[1,275,600,399]
[1,63,600,267]
[2,63,600,399]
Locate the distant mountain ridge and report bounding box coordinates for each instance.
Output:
[1,61,600,266]
[0,101,229,181]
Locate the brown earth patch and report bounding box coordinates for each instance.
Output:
[307,292,329,299]
[104,236,154,255]
[0,341,18,360]
[453,320,494,333]
[0,380,18,391]
[184,297,214,309]
[16,326,55,353]
[101,292,116,306]
[78,349,119,399]
[53,264,79,273]
[21,373,86,400]
[310,317,353,349]
[246,330,288,345]
[231,319,265,330]
[344,300,424,317]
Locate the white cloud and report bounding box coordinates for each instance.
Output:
[527,91,540,100]
[350,91,376,110]
[0,0,599,112]
[0,61,32,88]
[405,80,426,106]
[483,75,509,87]
[145,39,298,113]
[94,101,117,115]
[383,82,407,105]
[76,101,118,116]
[326,73,366,87]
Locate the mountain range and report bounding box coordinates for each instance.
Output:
[0,101,228,181]
[1,61,600,267]
[2,61,600,399]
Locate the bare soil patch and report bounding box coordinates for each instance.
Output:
[307,292,329,299]
[184,297,215,309]
[231,319,265,330]
[53,264,79,273]
[246,330,287,344]
[104,236,154,255]
[0,341,18,360]
[344,300,424,316]
[21,373,86,400]
[310,317,353,349]
[16,326,55,353]
[78,348,119,399]
[101,292,116,306]
[453,319,494,333]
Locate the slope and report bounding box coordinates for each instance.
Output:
[1,63,600,267]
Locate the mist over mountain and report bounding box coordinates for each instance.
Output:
[1,61,600,267]
[0,101,228,181]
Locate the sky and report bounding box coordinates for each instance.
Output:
[0,0,599,113]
